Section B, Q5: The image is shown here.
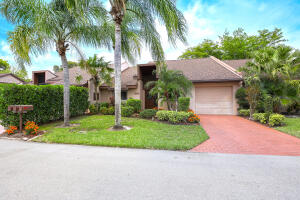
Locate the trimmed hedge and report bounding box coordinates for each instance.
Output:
[139,109,158,119]
[0,84,89,126]
[178,97,190,111]
[126,99,141,113]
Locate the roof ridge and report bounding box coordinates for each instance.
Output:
[209,56,242,78]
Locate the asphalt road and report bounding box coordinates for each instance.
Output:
[0,139,300,200]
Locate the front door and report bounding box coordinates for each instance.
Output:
[145,89,157,109]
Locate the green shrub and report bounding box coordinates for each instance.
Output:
[156,110,190,124]
[252,113,268,124]
[126,99,141,113]
[0,84,88,126]
[99,102,109,108]
[269,114,285,127]
[235,87,249,109]
[139,109,158,119]
[100,107,108,115]
[89,104,98,114]
[178,97,190,111]
[121,106,134,117]
[167,111,190,124]
[156,110,170,121]
[238,109,250,116]
[107,107,115,115]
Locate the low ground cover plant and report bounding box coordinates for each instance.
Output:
[156,110,192,124]
[187,110,200,123]
[253,113,268,124]
[139,109,158,119]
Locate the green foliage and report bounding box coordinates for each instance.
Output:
[156,110,190,124]
[100,106,115,115]
[235,87,249,109]
[139,109,158,119]
[126,99,141,113]
[146,66,192,111]
[178,97,190,111]
[252,113,268,124]
[156,110,171,121]
[89,104,98,114]
[99,102,109,108]
[268,114,285,127]
[0,84,88,126]
[121,106,134,117]
[0,58,10,71]
[264,95,273,117]
[238,109,250,117]
[179,28,286,60]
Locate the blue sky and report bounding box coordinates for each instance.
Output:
[0,0,300,77]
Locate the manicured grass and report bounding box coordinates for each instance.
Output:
[275,117,300,139]
[34,115,209,150]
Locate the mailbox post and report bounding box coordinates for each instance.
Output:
[8,105,33,133]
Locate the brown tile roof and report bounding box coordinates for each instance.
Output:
[0,73,26,83]
[47,67,91,86]
[223,59,250,70]
[164,57,243,82]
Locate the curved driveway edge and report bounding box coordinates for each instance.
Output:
[192,115,300,156]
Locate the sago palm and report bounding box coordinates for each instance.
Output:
[0,0,108,126]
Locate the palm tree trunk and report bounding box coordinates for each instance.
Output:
[60,53,70,126]
[114,22,122,128]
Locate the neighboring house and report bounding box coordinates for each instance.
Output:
[0,73,26,84]
[32,57,249,115]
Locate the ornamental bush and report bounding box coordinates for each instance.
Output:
[252,113,268,124]
[156,110,170,121]
[264,95,273,118]
[99,102,109,108]
[235,87,249,109]
[268,114,285,127]
[121,106,134,117]
[89,104,98,114]
[178,97,190,111]
[107,106,115,115]
[238,109,250,116]
[139,109,157,119]
[0,84,89,126]
[126,99,141,113]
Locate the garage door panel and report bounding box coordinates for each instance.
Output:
[195,86,233,115]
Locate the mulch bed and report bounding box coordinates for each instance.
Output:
[0,130,45,141]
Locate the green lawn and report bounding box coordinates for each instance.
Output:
[275,117,300,139]
[34,115,209,150]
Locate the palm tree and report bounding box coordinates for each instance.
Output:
[64,0,187,128]
[1,0,108,126]
[146,66,192,111]
[79,54,113,104]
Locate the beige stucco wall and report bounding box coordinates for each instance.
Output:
[46,71,56,81]
[127,88,140,99]
[100,89,113,103]
[0,75,23,84]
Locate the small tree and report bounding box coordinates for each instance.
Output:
[146,66,192,111]
[80,55,113,104]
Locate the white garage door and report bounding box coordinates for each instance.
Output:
[195,86,233,115]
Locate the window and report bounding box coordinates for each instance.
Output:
[93,93,100,101]
[121,91,127,100]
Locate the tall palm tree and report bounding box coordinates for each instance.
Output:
[64,0,187,128]
[0,0,108,126]
[146,66,192,111]
[79,54,114,104]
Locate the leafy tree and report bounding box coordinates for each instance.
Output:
[1,0,107,126]
[53,61,79,72]
[179,39,221,59]
[0,59,10,71]
[179,28,287,60]
[79,54,113,103]
[146,66,192,111]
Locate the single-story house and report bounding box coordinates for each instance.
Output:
[0,73,26,84]
[33,57,249,115]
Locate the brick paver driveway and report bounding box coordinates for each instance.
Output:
[192,115,300,156]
